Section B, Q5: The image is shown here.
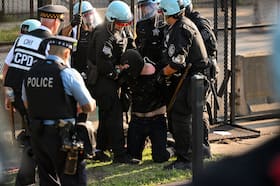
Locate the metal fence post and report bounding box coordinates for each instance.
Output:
[38,0,53,18]
[30,0,34,18]
[191,74,205,182]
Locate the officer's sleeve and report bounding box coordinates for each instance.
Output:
[169,25,194,71]
[60,68,94,106]
[96,34,118,78]
[88,29,116,79]
[5,45,15,65]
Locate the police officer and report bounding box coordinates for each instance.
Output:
[3,19,41,120]
[184,0,219,158]
[3,5,68,185]
[3,19,41,186]
[87,0,136,163]
[61,1,102,123]
[158,0,208,170]
[62,0,101,75]
[183,0,218,158]
[4,5,68,123]
[119,49,174,163]
[22,35,96,186]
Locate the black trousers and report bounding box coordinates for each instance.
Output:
[168,78,193,162]
[29,122,87,186]
[15,137,36,186]
[168,76,210,161]
[127,115,170,162]
[13,88,36,186]
[94,77,126,157]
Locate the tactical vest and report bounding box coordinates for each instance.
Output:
[4,29,51,89]
[25,60,76,120]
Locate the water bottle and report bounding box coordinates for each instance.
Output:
[64,150,78,175]
[6,87,15,102]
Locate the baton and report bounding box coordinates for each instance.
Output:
[167,63,192,113]
[76,0,83,41]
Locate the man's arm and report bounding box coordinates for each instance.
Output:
[61,68,96,113]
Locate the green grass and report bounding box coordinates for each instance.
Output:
[0,26,19,42]
[1,147,222,186]
[86,148,192,186]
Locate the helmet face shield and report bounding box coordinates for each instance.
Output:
[82,10,94,26]
[82,8,102,28]
[137,2,158,22]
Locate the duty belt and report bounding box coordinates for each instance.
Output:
[132,106,166,118]
[41,119,75,126]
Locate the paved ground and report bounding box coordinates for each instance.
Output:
[211,119,279,156]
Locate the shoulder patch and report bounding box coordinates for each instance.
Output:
[168,44,175,57]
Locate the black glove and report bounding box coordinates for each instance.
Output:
[107,68,119,80]
[120,85,132,112]
[71,14,82,27]
[156,69,166,85]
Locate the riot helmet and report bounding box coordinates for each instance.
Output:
[73,1,102,27]
[183,0,193,17]
[20,19,41,34]
[105,1,133,31]
[136,0,159,22]
[159,0,185,16]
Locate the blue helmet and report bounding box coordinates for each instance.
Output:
[20,19,41,34]
[159,0,185,16]
[73,1,94,15]
[105,1,133,23]
[183,0,191,7]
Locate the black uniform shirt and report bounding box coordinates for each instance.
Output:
[136,18,166,65]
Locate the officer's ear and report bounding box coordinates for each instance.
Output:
[63,48,71,62]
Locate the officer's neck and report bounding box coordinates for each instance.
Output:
[166,17,177,27]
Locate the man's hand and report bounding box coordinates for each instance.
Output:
[4,87,15,111]
[156,69,166,85]
[71,14,82,27]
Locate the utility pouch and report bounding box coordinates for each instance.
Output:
[64,150,78,175]
[58,121,74,151]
